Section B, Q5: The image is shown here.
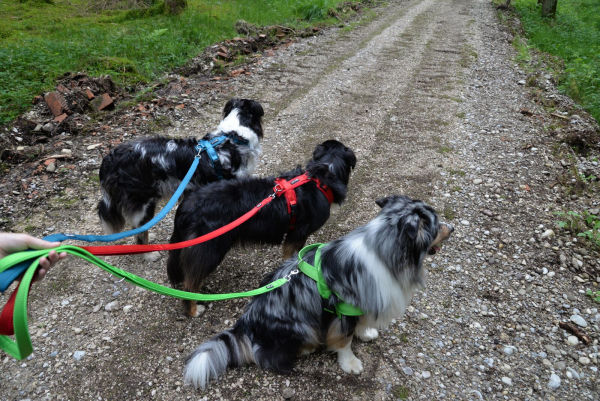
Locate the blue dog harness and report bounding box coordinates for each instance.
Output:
[197,133,248,180]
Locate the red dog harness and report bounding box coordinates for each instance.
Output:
[273,173,334,232]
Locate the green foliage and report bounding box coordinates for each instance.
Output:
[586,289,600,303]
[555,210,600,248]
[0,0,362,125]
[513,0,600,123]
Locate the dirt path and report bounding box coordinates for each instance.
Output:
[2,0,599,399]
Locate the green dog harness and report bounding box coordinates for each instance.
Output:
[297,243,363,319]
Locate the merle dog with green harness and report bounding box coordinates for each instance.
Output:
[183,195,454,389]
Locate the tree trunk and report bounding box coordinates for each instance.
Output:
[541,0,557,18]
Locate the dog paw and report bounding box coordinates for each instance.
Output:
[339,354,363,375]
[191,305,206,318]
[143,252,161,263]
[356,328,379,342]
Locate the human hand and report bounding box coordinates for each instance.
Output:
[0,233,67,282]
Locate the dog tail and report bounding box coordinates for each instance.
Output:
[184,327,254,389]
[97,191,125,234]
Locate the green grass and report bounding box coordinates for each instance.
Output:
[513,0,600,122]
[0,0,360,125]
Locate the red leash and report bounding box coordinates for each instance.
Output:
[81,174,332,255]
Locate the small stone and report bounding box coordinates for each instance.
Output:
[566,367,580,380]
[112,291,120,297]
[402,366,414,376]
[548,373,561,389]
[588,208,599,215]
[570,315,588,328]
[73,351,86,361]
[460,220,470,226]
[502,377,512,386]
[34,124,43,132]
[87,143,102,150]
[503,346,516,355]
[567,336,579,346]
[104,301,118,311]
[554,361,566,371]
[61,149,72,155]
[61,299,69,306]
[473,179,483,184]
[17,146,25,151]
[578,356,591,365]
[123,305,133,313]
[281,387,294,399]
[46,163,56,173]
[518,80,526,85]
[92,304,101,313]
[422,371,431,379]
[72,327,82,334]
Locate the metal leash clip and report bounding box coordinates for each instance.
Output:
[270,184,284,199]
[284,268,300,282]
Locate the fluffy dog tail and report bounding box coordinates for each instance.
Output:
[97,191,125,234]
[184,327,254,389]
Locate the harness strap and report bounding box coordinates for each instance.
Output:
[273,174,334,232]
[297,244,363,319]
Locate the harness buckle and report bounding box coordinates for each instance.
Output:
[284,269,300,282]
[195,146,204,159]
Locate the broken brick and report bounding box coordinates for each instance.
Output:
[45,92,69,116]
[217,51,230,59]
[54,113,68,123]
[90,93,113,111]
[43,158,56,166]
[57,84,69,93]
[229,69,245,77]
[219,46,229,54]
[175,104,185,110]
[85,89,95,100]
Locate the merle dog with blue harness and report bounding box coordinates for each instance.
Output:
[97,98,264,254]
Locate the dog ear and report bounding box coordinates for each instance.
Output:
[402,214,420,240]
[223,98,237,117]
[250,100,264,117]
[375,197,391,208]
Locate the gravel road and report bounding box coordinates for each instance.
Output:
[2,0,599,399]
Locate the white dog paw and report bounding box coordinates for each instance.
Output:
[143,252,161,263]
[339,355,364,375]
[357,328,379,342]
[191,305,206,318]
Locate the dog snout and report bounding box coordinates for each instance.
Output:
[447,224,454,234]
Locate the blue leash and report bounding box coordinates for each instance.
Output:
[0,135,240,292]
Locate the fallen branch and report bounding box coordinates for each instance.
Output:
[41,154,72,161]
[557,321,591,345]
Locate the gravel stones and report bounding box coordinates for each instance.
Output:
[104,301,118,312]
[570,315,588,328]
[548,373,561,390]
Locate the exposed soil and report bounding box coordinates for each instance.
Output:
[2,0,600,400]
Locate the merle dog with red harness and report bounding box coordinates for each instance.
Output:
[166,140,356,317]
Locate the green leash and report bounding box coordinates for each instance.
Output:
[297,244,363,319]
[1,243,362,360]
[0,245,290,360]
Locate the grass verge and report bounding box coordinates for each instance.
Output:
[0,0,365,125]
[512,0,599,123]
